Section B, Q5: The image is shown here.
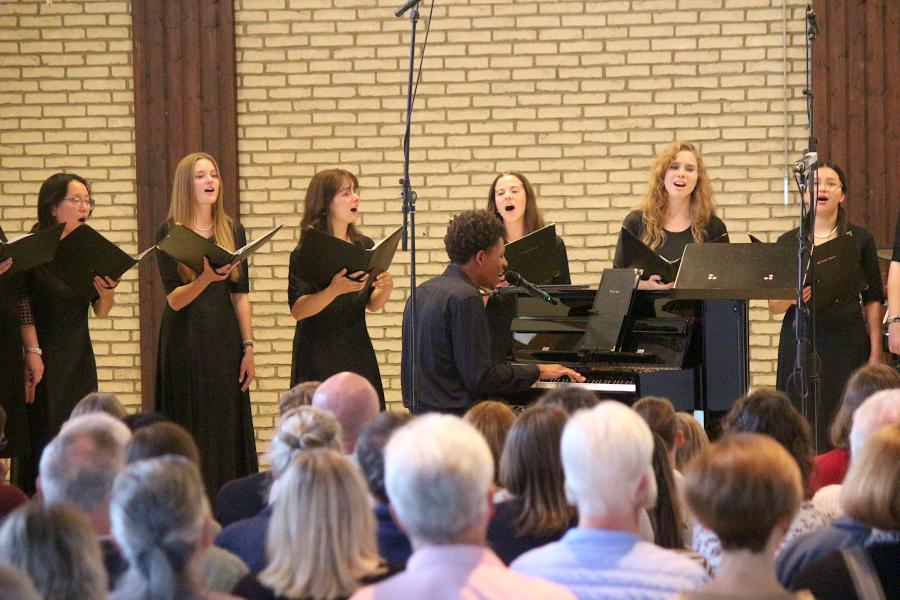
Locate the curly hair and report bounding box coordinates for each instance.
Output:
[444,209,505,264]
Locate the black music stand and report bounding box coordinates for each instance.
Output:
[672,243,797,300]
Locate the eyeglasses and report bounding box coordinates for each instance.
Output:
[813,180,841,191]
[63,196,95,208]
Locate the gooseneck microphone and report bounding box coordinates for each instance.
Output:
[395,0,421,17]
[504,270,558,305]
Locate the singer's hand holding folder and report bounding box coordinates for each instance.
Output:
[45,224,155,300]
[0,223,65,282]
[156,223,283,275]
[292,225,404,291]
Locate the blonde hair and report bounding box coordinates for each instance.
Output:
[260,449,381,600]
[166,152,239,283]
[840,423,900,531]
[639,141,717,250]
[675,412,710,471]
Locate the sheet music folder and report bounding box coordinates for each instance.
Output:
[673,242,797,300]
[292,225,404,291]
[504,224,559,285]
[46,224,155,300]
[0,223,64,281]
[156,223,284,275]
[618,227,681,283]
[579,268,641,352]
[807,233,866,311]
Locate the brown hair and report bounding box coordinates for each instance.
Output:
[464,401,517,485]
[675,412,710,471]
[633,396,678,451]
[648,431,684,549]
[829,364,900,450]
[166,152,239,283]
[279,381,321,416]
[840,423,900,530]
[125,422,201,466]
[299,169,363,244]
[499,404,575,537]
[485,171,546,238]
[684,432,802,553]
[638,141,717,251]
[70,392,127,421]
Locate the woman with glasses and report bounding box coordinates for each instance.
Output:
[769,161,884,453]
[20,173,118,492]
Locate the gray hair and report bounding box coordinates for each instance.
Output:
[562,402,657,518]
[0,503,107,600]
[109,456,210,600]
[385,414,493,545]
[70,391,127,420]
[39,415,127,514]
[0,564,41,600]
[849,389,900,457]
[268,407,343,496]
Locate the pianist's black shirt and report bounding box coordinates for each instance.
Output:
[401,264,540,414]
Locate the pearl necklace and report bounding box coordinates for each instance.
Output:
[814,225,837,239]
[193,221,214,232]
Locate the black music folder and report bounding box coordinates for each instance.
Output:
[0,223,64,281]
[674,242,797,300]
[579,268,641,352]
[156,223,284,275]
[46,224,155,300]
[505,224,559,285]
[618,227,681,283]
[809,233,866,311]
[292,225,404,291]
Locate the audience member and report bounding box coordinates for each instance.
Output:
[647,430,685,549]
[777,389,900,586]
[536,386,599,415]
[354,411,414,567]
[812,364,900,493]
[0,502,107,600]
[488,404,575,564]
[0,563,41,600]
[675,412,709,472]
[790,423,900,599]
[215,407,342,572]
[692,389,829,573]
[109,456,241,600]
[678,433,811,600]
[279,381,320,414]
[313,371,380,454]
[511,402,708,599]
[351,414,574,600]
[70,391,127,420]
[464,400,517,487]
[0,407,27,519]
[234,449,389,600]
[121,410,170,432]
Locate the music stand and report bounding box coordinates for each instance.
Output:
[672,243,797,300]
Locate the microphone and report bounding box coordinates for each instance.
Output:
[504,270,558,305]
[395,0,421,17]
[792,151,818,174]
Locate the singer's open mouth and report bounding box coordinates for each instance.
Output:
[504,205,515,212]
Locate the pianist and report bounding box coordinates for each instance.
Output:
[401,210,583,415]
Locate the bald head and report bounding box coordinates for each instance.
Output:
[312,372,380,453]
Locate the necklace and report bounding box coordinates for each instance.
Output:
[814,225,838,239]
[193,221,214,232]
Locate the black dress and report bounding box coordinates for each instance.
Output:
[613,209,729,267]
[0,227,28,463]
[775,225,883,453]
[155,221,258,495]
[22,259,98,492]
[288,234,385,408]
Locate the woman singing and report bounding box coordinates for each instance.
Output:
[613,141,728,289]
[21,173,117,492]
[770,161,883,453]
[155,152,257,494]
[288,169,393,408]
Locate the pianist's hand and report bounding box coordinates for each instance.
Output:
[538,363,586,383]
[638,274,674,290]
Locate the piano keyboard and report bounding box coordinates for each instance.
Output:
[532,376,637,394]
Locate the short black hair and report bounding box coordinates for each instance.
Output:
[444,209,505,264]
[355,411,413,505]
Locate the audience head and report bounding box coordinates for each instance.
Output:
[633,396,680,454]
[464,400,517,485]
[125,421,201,465]
[684,433,802,554]
[647,430,684,549]
[722,388,814,496]
[0,502,107,600]
[279,380,321,416]
[39,413,127,527]
[122,411,170,432]
[0,563,41,600]
[841,423,900,530]
[830,364,900,450]
[269,407,342,502]
[385,414,493,546]
[499,404,574,536]
[675,412,709,471]
[260,449,380,600]
[849,388,900,457]
[486,171,544,236]
[355,411,413,505]
[312,372,380,454]
[562,401,656,520]
[443,210,506,289]
[70,391,127,421]
[537,386,600,415]
[109,456,211,600]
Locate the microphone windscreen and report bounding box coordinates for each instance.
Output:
[504,270,523,285]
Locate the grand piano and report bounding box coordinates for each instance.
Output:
[487,284,750,413]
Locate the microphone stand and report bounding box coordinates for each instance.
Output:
[791,4,820,447]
